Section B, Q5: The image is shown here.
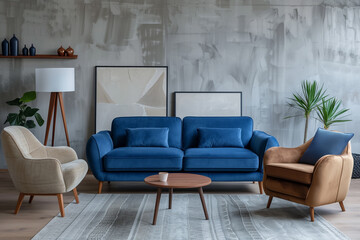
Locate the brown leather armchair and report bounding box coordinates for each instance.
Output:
[263,139,353,222]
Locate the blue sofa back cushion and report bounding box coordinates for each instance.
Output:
[112,117,182,148]
[198,127,244,148]
[126,128,169,147]
[183,117,253,149]
[299,128,354,165]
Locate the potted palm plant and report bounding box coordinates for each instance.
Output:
[316,97,356,178]
[286,80,327,143]
[316,97,351,129]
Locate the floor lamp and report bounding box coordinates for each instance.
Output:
[35,68,75,147]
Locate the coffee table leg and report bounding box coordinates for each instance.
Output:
[153,188,162,225]
[198,187,209,220]
[169,188,173,209]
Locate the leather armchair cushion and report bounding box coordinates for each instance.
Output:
[265,177,310,199]
[266,163,314,185]
[103,147,183,171]
[184,148,258,171]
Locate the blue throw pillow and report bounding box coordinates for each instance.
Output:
[198,128,244,148]
[126,128,169,147]
[299,128,354,165]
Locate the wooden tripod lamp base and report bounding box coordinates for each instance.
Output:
[44,92,70,146]
[35,68,75,147]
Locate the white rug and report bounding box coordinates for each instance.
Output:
[33,193,349,240]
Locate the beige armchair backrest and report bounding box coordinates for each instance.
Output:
[1,126,66,194]
[2,126,46,158]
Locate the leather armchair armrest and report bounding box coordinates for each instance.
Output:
[264,139,312,165]
[86,131,113,181]
[45,146,78,163]
[249,131,279,172]
[306,152,353,206]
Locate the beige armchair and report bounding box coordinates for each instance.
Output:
[1,126,88,217]
[263,139,353,222]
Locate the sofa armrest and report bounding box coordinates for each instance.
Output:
[306,152,353,206]
[15,157,66,193]
[249,130,279,172]
[86,131,113,181]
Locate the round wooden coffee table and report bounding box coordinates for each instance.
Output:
[144,173,211,225]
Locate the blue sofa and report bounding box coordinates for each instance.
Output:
[86,116,279,193]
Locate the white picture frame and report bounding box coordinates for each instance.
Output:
[174,92,242,119]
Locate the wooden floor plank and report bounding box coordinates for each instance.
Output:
[0,172,359,239]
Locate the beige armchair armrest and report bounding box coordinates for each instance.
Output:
[45,146,78,163]
[11,157,66,194]
[264,140,312,165]
[306,152,353,207]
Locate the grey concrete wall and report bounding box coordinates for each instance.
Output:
[1,0,360,168]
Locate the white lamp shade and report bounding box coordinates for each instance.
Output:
[36,68,75,92]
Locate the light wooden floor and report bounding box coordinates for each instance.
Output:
[0,172,359,240]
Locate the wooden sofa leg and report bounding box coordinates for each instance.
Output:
[98,181,103,194]
[57,194,65,217]
[73,188,79,204]
[15,193,25,214]
[258,181,263,194]
[339,201,346,212]
[29,195,34,203]
[310,207,314,222]
[267,196,273,208]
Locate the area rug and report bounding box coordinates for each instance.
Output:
[33,194,349,240]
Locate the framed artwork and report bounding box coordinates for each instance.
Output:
[95,66,168,132]
[174,91,242,119]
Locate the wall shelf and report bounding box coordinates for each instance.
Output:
[0,55,78,59]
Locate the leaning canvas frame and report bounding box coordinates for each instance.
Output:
[174,92,242,119]
[95,66,168,132]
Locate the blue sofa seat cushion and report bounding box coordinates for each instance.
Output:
[184,148,259,172]
[103,147,183,171]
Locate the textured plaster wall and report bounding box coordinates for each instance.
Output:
[1,0,360,168]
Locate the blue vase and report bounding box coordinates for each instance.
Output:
[10,34,19,56]
[1,38,9,56]
[22,45,28,56]
[29,44,36,56]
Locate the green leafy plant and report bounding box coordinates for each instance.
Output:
[4,91,44,128]
[316,97,351,130]
[286,80,327,143]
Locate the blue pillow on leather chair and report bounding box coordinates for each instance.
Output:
[126,128,169,147]
[198,127,244,148]
[299,128,354,165]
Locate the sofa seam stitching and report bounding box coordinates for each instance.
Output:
[335,156,345,202]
